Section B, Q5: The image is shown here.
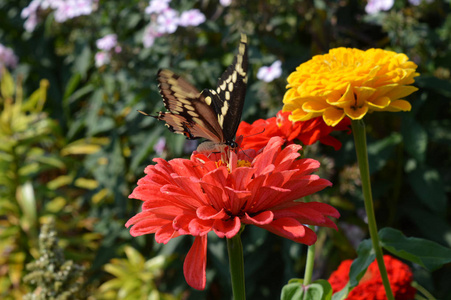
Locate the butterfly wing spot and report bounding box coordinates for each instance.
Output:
[221,101,229,115]
[218,114,225,128]
[187,110,199,117]
[228,82,234,92]
[205,96,212,105]
[225,91,230,100]
[232,72,237,83]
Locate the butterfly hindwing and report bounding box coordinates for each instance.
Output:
[155,69,224,143]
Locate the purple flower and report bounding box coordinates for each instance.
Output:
[220,0,232,6]
[257,60,282,82]
[94,51,110,68]
[365,0,394,14]
[21,0,42,32]
[179,9,206,27]
[156,8,179,34]
[53,0,94,23]
[96,34,118,51]
[143,23,161,48]
[145,0,170,14]
[0,44,19,70]
[21,0,95,31]
[153,137,166,155]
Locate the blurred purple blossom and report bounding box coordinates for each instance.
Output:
[153,137,166,155]
[256,60,282,82]
[143,23,161,48]
[0,44,18,77]
[94,51,110,68]
[50,0,94,23]
[96,34,118,51]
[21,0,95,32]
[156,8,179,34]
[365,0,394,14]
[179,9,206,27]
[145,0,170,15]
[220,0,232,6]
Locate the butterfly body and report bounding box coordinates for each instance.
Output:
[140,34,248,153]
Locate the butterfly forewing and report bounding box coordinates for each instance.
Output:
[210,34,248,144]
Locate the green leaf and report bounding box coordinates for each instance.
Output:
[350,239,375,286]
[379,227,451,271]
[0,68,15,99]
[406,165,447,214]
[401,116,428,163]
[305,280,333,300]
[366,133,402,174]
[280,282,304,300]
[280,279,333,300]
[331,283,350,300]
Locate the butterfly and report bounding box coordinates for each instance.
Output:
[139,34,248,153]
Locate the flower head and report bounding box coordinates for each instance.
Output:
[328,255,416,299]
[156,8,179,34]
[145,0,170,14]
[96,34,118,51]
[257,60,283,82]
[283,48,419,126]
[179,9,206,27]
[94,51,110,68]
[365,0,394,14]
[0,44,18,71]
[236,111,351,152]
[127,137,339,290]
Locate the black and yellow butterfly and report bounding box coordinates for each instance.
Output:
[140,34,248,153]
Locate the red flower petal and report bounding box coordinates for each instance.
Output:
[184,236,207,290]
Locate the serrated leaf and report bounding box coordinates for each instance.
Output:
[379,227,451,271]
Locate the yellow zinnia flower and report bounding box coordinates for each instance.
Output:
[283,48,419,126]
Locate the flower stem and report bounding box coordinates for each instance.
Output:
[227,232,246,300]
[303,225,316,285]
[351,120,394,300]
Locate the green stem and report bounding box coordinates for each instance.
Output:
[303,225,316,285]
[227,231,246,300]
[351,120,394,300]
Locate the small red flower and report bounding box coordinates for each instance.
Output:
[328,255,416,300]
[236,111,351,152]
[127,137,340,290]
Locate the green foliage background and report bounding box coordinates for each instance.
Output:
[0,0,450,299]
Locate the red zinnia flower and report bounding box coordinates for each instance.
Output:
[328,255,416,299]
[236,111,351,152]
[126,137,339,290]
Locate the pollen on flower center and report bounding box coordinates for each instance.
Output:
[237,159,252,168]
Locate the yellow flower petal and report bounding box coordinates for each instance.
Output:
[282,47,419,126]
[387,100,412,112]
[323,107,345,126]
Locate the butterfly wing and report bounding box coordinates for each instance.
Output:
[142,34,248,150]
[146,69,225,143]
[208,34,248,144]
